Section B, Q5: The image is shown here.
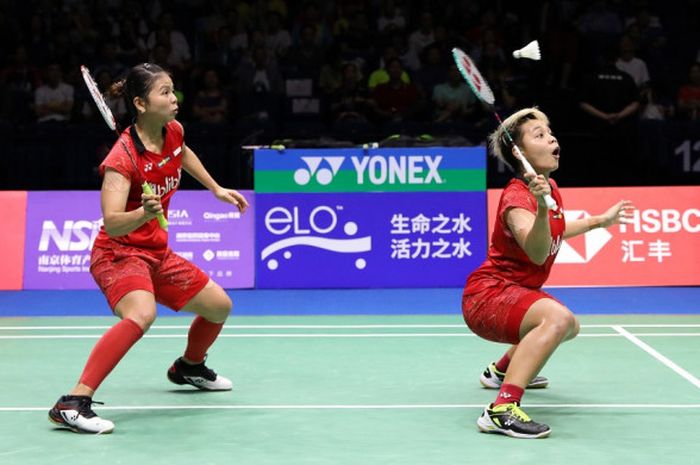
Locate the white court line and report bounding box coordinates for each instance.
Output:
[1,323,700,331]
[613,325,700,389]
[1,332,699,340]
[2,403,700,413]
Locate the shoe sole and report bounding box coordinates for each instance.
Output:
[479,375,549,390]
[48,412,114,434]
[167,371,232,391]
[477,422,551,439]
[477,415,551,439]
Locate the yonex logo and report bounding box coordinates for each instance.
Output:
[294,156,344,185]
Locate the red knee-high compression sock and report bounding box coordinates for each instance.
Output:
[183,316,224,363]
[79,318,144,390]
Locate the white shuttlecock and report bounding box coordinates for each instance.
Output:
[512,40,541,60]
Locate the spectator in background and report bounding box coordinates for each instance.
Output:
[579,48,640,128]
[284,24,325,79]
[368,45,411,90]
[329,62,377,123]
[147,13,191,72]
[677,62,700,121]
[192,68,229,124]
[640,81,673,120]
[265,11,292,60]
[291,1,332,48]
[408,12,435,59]
[94,43,128,81]
[235,46,283,121]
[616,35,650,90]
[115,17,148,65]
[372,58,424,122]
[0,45,42,123]
[415,44,447,98]
[34,64,74,123]
[432,64,476,123]
[578,46,640,177]
[377,0,406,34]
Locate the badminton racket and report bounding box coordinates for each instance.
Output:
[451,48,558,211]
[81,65,168,230]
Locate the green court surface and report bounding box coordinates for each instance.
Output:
[1,314,699,465]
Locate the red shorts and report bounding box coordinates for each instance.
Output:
[462,278,560,344]
[90,242,210,311]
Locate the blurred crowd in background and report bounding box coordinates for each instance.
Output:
[0,0,698,189]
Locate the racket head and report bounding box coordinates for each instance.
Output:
[451,47,495,105]
[80,65,117,131]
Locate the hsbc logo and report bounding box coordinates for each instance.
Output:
[556,210,613,264]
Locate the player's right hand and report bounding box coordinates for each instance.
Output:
[141,193,163,219]
[523,172,551,206]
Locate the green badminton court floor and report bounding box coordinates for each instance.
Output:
[1,314,699,465]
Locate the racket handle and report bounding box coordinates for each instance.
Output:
[513,146,559,211]
[543,194,558,211]
[141,182,169,230]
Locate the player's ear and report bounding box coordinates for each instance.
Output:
[133,96,146,115]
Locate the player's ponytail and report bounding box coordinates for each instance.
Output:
[108,79,127,99]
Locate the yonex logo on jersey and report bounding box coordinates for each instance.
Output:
[144,163,153,172]
[294,156,344,186]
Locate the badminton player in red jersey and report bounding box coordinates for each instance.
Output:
[49,63,249,434]
[463,108,634,439]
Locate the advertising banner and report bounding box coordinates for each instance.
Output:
[23,191,255,289]
[254,147,486,193]
[487,186,700,286]
[168,190,255,288]
[256,192,487,288]
[0,191,28,290]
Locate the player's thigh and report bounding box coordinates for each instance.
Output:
[180,279,232,323]
[114,290,158,331]
[153,250,211,311]
[519,298,579,341]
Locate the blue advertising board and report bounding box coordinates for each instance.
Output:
[255,192,487,288]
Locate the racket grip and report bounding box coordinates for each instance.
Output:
[141,182,169,230]
[544,194,558,211]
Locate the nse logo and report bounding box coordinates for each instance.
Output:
[294,155,444,186]
[38,219,103,252]
[261,205,371,271]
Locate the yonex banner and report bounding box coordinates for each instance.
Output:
[487,186,700,286]
[256,192,487,288]
[22,191,255,289]
[254,147,486,193]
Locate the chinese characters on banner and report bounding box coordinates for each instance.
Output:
[22,191,255,289]
[487,186,700,286]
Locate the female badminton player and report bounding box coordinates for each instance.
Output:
[463,107,633,439]
[49,63,249,434]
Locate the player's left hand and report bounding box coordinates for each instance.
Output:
[599,200,635,228]
[214,187,249,213]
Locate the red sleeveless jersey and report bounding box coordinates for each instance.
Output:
[466,177,565,291]
[93,120,184,252]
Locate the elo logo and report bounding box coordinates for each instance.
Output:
[261,205,371,271]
